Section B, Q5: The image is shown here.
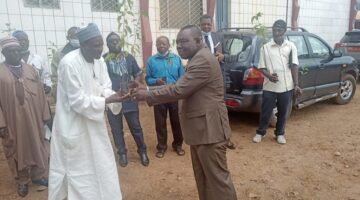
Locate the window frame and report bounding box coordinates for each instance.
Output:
[23,0,60,9]
[159,0,203,29]
[306,35,331,59]
[91,0,119,12]
[287,35,310,59]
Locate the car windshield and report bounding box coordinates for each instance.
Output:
[223,35,253,62]
[341,32,360,43]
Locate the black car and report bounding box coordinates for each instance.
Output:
[219,27,359,125]
[335,30,360,73]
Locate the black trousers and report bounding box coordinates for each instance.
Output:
[256,90,293,136]
[153,102,183,151]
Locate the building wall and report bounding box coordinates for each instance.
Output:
[229,0,291,28]
[228,0,350,47]
[298,0,350,46]
[147,0,207,57]
[0,0,142,67]
[0,0,351,65]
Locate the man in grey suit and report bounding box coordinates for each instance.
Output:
[131,25,237,200]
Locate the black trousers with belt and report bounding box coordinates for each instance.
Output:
[153,102,183,151]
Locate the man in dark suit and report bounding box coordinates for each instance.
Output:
[200,14,237,150]
[131,25,237,200]
[199,14,224,62]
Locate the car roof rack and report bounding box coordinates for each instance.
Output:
[218,27,308,32]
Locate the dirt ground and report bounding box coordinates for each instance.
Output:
[1,85,360,200]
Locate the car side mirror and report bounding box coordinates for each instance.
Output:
[332,49,342,58]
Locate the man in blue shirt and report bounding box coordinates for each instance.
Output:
[104,32,149,167]
[146,36,185,158]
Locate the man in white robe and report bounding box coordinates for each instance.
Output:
[48,23,125,200]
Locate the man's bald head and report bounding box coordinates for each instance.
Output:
[176,25,203,59]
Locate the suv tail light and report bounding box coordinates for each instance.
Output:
[226,99,240,107]
[243,67,264,85]
[334,42,343,49]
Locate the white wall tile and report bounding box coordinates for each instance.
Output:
[64,17,75,30]
[32,16,45,31]
[9,15,23,30]
[73,3,83,17]
[44,16,55,31]
[6,0,20,15]
[74,18,85,27]
[0,1,8,14]
[54,16,66,31]
[82,4,92,18]
[34,31,46,45]
[46,31,57,45]
[63,2,74,17]
[20,15,33,30]
[55,31,67,46]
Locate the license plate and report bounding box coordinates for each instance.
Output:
[347,47,360,52]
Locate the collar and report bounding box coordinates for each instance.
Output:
[269,39,289,47]
[154,52,174,59]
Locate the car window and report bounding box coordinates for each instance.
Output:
[308,36,330,59]
[224,35,252,62]
[226,38,243,56]
[288,35,309,59]
[341,32,360,43]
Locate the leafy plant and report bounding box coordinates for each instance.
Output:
[116,0,142,56]
[299,65,309,75]
[47,40,58,60]
[251,12,268,46]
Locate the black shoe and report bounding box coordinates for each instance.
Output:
[119,154,128,167]
[32,178,48,187]
[155,150,165,158]
[139,152,149,166]
[173,147,185,156]
[18,183,28,197]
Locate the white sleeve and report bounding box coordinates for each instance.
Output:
[59,61,106,122]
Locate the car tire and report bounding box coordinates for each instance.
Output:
[269,98,293,127]
[334,74,356,105]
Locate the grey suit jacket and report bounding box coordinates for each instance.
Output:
[146,47,231,145]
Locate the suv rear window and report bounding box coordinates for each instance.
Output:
[224,35,253,62]
[340,31,360,43]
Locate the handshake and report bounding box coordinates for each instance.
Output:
[105,81,148,104]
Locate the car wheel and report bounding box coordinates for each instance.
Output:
[334,74,356,105]
[269,98,293,127]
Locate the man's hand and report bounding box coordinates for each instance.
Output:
[294,85,302,98]
[215,52,225,62]
[105,91,130,104]
[156,79,166,86]
[268,73,279,83]
[0,127,8,138]
[131,88,148,101]
[44,85,51,94]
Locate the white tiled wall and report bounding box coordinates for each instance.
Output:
[0,0,143,67]
[0,0,351,65]
[298,0,350,46]
[229,0,350,47]
[148,1,180,56]
[229,0,291,28]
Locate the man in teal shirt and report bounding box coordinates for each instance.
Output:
[146,36,185,158]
